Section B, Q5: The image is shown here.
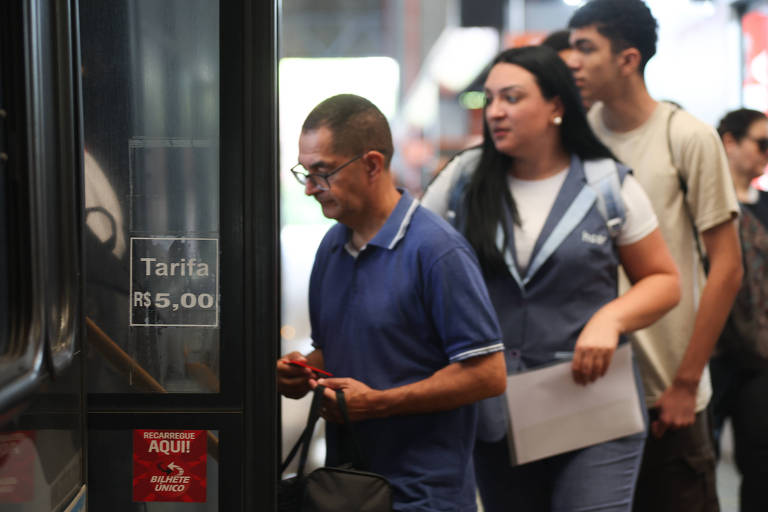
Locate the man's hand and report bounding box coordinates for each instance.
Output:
[647,219,741,439]
[304,352,505,422]
[651,379,698,438]
[310,377,384,423]
[572,310,621,385]
[277,351,318,399]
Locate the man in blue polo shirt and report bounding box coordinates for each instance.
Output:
[277,94,506,511]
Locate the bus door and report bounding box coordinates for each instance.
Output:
[78,1,279,509]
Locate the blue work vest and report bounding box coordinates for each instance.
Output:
[455,154,630,441]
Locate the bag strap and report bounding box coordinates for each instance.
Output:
[444,148,482,232]
[335,388,369,470]
[583,158,625,239]
[280,384,326,477]
[448,171,471,232]
[666,105,710,274]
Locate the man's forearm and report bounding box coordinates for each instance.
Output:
[673,221,742,388]
[368,351,506,418]
[674,275,737,388]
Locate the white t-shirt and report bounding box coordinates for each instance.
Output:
[421,154,658,272]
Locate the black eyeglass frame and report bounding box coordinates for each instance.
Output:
[290,154,363,191]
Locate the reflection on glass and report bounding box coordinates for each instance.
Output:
[80,0,220,394]
[38,2,80,372]
[0,161,7,357]
[0,431,35,504]
[0,430,82,510]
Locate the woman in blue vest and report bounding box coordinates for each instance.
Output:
[422,46,680,511]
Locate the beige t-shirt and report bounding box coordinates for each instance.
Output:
[589,101,739,411]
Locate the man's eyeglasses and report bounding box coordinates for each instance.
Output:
[290,154,363,191]
[747,136,768,153]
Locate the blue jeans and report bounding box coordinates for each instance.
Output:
[475,430,646,512]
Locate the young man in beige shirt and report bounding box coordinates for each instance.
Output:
[568,1,743,510]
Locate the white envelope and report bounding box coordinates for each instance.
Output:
[505,343,645,465]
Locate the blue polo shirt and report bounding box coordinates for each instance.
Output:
[309,190,503,511]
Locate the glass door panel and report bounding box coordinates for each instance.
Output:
[80,0,220,394]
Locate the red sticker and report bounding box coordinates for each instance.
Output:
[0,431,35,503]
[133,430,207,502]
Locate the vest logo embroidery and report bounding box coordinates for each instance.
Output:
[581,230,607,245]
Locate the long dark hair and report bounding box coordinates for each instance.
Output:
[463,45,614,274]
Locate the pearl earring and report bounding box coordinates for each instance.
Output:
[553,116,563,125]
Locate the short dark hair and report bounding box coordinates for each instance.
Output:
[717,108,767,142]
[464,45,615,274]
[541,30,571,54]
[568,0,658,74]
[302,94,394,167]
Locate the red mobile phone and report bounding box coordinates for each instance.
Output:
[287,360,333,377]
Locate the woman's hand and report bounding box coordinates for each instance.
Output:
[572,310,621,385]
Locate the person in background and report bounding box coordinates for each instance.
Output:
[277,93,506,512]
[710,108,768,512]
[568,1,743,510]
[541,29,592,109]
[422,45,680,512]
[541,29,576,63]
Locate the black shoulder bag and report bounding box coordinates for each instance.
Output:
[279,385,393,512]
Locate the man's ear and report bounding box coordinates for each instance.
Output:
[617,47,642,77]
[363,150,386,181]
[721,132,738,155]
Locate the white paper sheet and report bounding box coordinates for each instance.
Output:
[505,343,645,465]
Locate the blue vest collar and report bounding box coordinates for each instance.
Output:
[498,155,597,289]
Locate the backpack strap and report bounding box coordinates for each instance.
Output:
[444,148,482,231]
[443,150,627,240]
[583,158,626,239]
[666,104,710,274]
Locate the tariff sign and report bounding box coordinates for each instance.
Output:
[133,430,207,502]
[0,431,35,503]
[130,237,219,327]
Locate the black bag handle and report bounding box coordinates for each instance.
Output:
[280,386,370,475]
[280,384,325,477]
[335,388,368,470]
